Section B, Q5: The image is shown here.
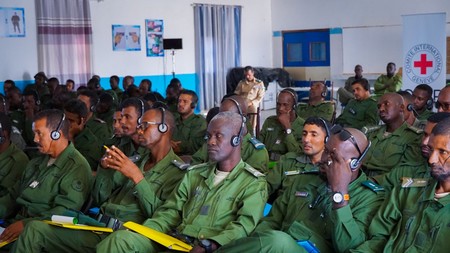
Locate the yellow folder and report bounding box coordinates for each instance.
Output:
[43,220,113,233]
[123,221,193,252]
[0,238,17,248]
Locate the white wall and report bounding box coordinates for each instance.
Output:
[271,0,450,83]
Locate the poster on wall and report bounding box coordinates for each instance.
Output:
[112,25,141,51]
[145,19,164,57]
[0,7,25,37]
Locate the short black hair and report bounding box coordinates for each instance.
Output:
[77,89,98,108]
[427,112,450,123]
[304,116,331,135]
[120,98,150,118]
[140,79,152,91]
[431,117,450,136]
[110,75,119,83]
[179,89,199,106]
[244,66,254,72]
[352,78,370,91]
[4,80,15,87]
[34,109,69,139]
[64,99,88,118]
[415,84,433,98]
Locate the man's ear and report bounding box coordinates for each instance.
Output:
[399,103,405,112]
[80,117,87,126]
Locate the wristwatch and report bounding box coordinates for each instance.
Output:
[199,239,213,253]
[286,128,292,135]
[332,192,350,204]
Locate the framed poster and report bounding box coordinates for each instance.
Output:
[0,7,25,37]
[145,19,164,57]
[112,25,141,51]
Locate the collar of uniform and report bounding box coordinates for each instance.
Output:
[375,122,408,139]
[348,171,369,192]
[416,179,450,207]
[74,127,94,143]
[201,159,246,189]
[176,113,197,124]
[139,148,179,174]
[50,142,77,170]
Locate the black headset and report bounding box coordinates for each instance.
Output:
[51,113,66,141]
[321,85,328,98]
[225,98,245,147]
[318,117,330,144]
[426,98,434,110]
[33,90,41,106]
[281,88,298,110]
[137,99,145,125]
[90,98,99,112]
[157,107,168,133]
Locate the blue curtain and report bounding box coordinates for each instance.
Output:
[194,4,241,111]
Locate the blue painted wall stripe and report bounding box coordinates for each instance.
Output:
[330,27,343,34]
[273,31,282,37]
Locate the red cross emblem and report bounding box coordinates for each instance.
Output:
[414,54,433,75]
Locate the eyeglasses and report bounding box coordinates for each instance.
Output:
[435,101,450,111]
[331,126,362,156]
[136,121,160,131]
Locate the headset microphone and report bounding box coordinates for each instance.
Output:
[407,104,418,117]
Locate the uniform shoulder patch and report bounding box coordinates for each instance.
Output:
[171,159,190,170]
[94,117,106,124]
[187,162,208,171]
[406,125,424,134]
[401,177,429,188]
[361,125,382,135]
[72,179,85,192]
[361,180,384,192]
[249,137,265,150]
[244,165,265,178]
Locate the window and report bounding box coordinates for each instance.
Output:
[310,42,326,61]
[287,43,302,62]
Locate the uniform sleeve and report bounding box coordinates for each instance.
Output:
[0,155,29,192]
[243,147,269,174]
[399,134,423,167]
[284,133,301,154]
[350,189,401,253]
[389,76,402,92]
[254,180,289,232]
[319,103,334,122]
[266,159,286,196]
[252,83,266,106]
[373,76,385,92]
[179,117,207,155]
[92,166,120,206]
[234,82,243,95]
[363,102,380,129]
[0,179,20,218]
[258,119,270,146]
[190,143,207,165]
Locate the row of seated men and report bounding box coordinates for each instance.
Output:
[2,72,450,252]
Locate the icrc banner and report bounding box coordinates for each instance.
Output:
[402,13,446,91]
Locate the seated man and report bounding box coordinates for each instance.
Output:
[338,64,364,105]
[217,126,383,253]
[64,99,102,172]
[352,117,450,252]
[77,90,111,142]
[398,90,425,129]
[436,85,450,113]
[373,62,402,99]
[0,110,92,245]
[191,95,269,173]
[13,108,187,253]
[259,88,304,162]
[267,117,328,198]
[96,112,268,252]
[171,89,207,156]
[0,113,29,196]
[363,93,423,177]
[412,84,434,121]
[335,79,379,130]
[296,82,334,122]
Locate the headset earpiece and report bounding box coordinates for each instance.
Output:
[318,117,330,144]
[190,101,197,109]
[426,98,434,110]
[281,89,298,110]
[90,98,99,112]
[158,107,168,133]
[349,141,371,171]
[226,98,245,147]
[137,99,145,125]
[33,90,41,106]
[51,113,65,141]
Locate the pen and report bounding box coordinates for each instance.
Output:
[103,145,110,151]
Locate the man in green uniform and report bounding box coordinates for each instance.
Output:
[363,93,423,177]
[109,75,123,102]
[436,85,450,113]
[12,108,187,253]
[217,126,383,253]
[96,111,268,253]
[0,109,92,246]
[352,117,450,252]
[77,90,111,143]
[259,88,304,162]
[296,82,334,122]
[95,91,117,134]
[373,62,402,99]
[335,79,379,130]
[267,117,328,198]
[412,84,434,121]
[23,72,51,107]
[377,112,450,191]
[190,95,269,173]
[64,99,102,172]
[171,89,207,156]
[338,64,364,105]
[93,98,150,206]
[0,113,29,195]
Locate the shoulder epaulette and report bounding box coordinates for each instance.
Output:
[255,78,263,83]
[11,126,21,135]
[171,159,190,170]
[187,162,208,171]
[94,118,106,124]
[249,137,265,150]
[401,177,429,188]
[361,125,382,135]
[244,165,265,178]
[361,180,384,192]
[406,124,423,134]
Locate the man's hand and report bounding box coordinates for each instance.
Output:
[103,145,144,184]
[190,245,205,253]
[0,221,24,242]
[171,140,182,153]
[324,148,352,192]
[277,110,293,130]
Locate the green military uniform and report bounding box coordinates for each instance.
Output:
[0,143,29,195]
[85,117,111,144]
[172,113,207,156]
[373,74,402,99]
[259,116,304,161]
[0,143,92,223]
[363,122,423,176]
[74,128,102,171]
[9,110,25,134]
[217,172,384,253]
[266,152,319,197]
[296,101,334,122]
[337,76,358,105]
[96,109,115,135]
[351,178,450,253]
[13,149,186,253]
[23,84,51,107]
[93,136,149,206]
[335,98,379,130]
[412,117,426,130]
[416,109,434,121]
[109,88,123,103]
[96,160,268,253]
[190,133,269,173]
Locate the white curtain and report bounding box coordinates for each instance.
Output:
[36,0,93,87]
[194,4,241,111]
